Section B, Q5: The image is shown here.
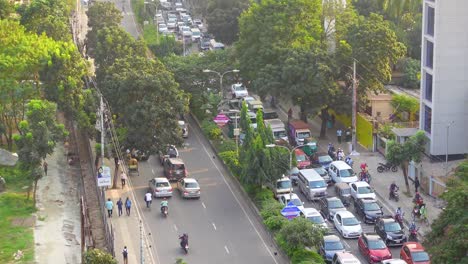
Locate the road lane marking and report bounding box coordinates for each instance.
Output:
[212,222,217,230]
[189,168,209,174]
[342,239,351,249]
[173,224,178,231]
[151,169,155,175]
[224,245,230,254]
[202,202,206,209]
[190,121,280,264]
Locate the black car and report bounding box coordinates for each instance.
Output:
[319,197,347,221]
[374,217,407,246]
[354,198,383,224]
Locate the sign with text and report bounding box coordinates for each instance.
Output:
[213,114,230,127]
[280,201,301,220]
[97,166,112,187]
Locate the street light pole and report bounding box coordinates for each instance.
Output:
[265,144,302,170]
[445,121,454,175]
[202,69,240,98]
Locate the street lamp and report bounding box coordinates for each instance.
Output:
[445,121,454,176]
[202,69,239,98]
[265,144,302,170]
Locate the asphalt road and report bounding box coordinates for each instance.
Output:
[129,116,287,264]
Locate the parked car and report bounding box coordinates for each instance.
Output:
[350,181,376,201]
[163,158,187,181]
[332,252,362,264]
[272,177,293,199]
[380,259,408,264]
[317,154,333,170]
[354,198,383,224]
[329,161,358,183]
[231,83,248,98]
[320,197,347,221]
[319,235,346,262]
[190,28,201,41]
[193,19,203,29]
[302,208,328,229]
[148,177,173,198]
[279,193,305,214]
[358,233,392,263]
[177,178,200,198]
[295,148,311,169]
[333,211,362,238]
[399,242,430,264]
[313,167,331,183]
[374,217,407,246]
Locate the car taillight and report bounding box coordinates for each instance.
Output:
[169,187,173,192]
[184,191,188,195]
[155,189,160,192]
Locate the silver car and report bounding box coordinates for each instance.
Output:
[177,178,200,199]
[149,177,173,198]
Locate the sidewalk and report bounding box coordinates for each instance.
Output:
[273,97,442,237]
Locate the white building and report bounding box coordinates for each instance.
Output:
[419,0,468,156]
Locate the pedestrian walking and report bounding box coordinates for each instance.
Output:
[117,198,123,217]
[105,198,114,218]
[125,197,131,216]
[331,114,336,127]
[414,175,420,193]
[43,161,48,176]
[336,129,342,144]
[122,246,128,264]
[120,171,128,188]
[345,127,351,142]
[288,108,293,121]
[145,191,152,209]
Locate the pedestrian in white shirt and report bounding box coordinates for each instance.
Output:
[145,191,152,208]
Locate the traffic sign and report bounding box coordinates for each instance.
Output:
[213,114,230,126]
[280,201,301,220]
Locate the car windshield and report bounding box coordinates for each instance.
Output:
[291,198,302,206]
[325,241,344,251]
[342,217,359,226]
[319,156,333,163]
[358,186,374,194]
[368,239,387,249]
[156,182,169,187]
[185,182,199,188]
[340,169,355,177]
[173,164,185,170]
[307,216,325,224]
[411,251,430,261]
[314,168,326,175]
[298,132,311,139]
[384,222,402,232]
[364,202,381,211]
[277,180,291,189]
[273,131,287,138]
[329,200,345,209]
[234,85,245,91]
[310,180,327,188]
[296,155,307,162]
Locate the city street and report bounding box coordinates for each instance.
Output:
[129,116,286,264]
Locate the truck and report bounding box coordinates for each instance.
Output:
[264,119,288,143]
[288,120,313,146]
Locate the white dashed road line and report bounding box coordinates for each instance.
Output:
[173,224,178,232]
[212,222,217,230]
[202,202,206,209]
[224,245,230,254]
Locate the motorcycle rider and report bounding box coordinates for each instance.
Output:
[345,156,353,166]
[395,207,402,217]
[389,182,398,198]
[168,145,178,158]
[179,233,189,251]
[413,192,423,206]
[160,197,169,214]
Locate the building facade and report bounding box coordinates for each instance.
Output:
[419,0,468,156]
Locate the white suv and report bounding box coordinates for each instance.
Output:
[231,83,248,99]
[349,181,376,201]
[333,211,362,238]
[328,161,358,183]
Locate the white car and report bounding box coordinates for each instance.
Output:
[333,211,362,238]
[349,181,376,201]
[381,260,407,264]
[191,28,201,41]
[158,23,168,33]
[328,161,358,183]
[180,26,192,37]
[177,178,201,199]
[193,19,203,30]
[231,83,248,98]
[167,18,177,30]
[302,208,328,229]
[148,177,173,198]
[279,193,305,214]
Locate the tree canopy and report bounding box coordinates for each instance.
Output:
[86,2,123,56]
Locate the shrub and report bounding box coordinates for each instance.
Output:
[200,120,220,140]
[217,139,237,153]
[218,151,241,176]
[264,215,288,232]
[291,249,325,264]
[278,217,325,252]
[400,58,421,89]
[260,200,283,220]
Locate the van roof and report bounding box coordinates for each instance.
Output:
[299,169,322,180]
[289,120,309,129]
[264,119,284,127]
[334,252,361,263]
[331,160,352,170]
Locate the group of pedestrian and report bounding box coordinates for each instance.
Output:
[105,197,132,218]
[336,127,352,144]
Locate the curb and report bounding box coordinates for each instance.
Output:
[189,113,290,264]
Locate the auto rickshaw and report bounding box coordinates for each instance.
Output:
[128,158,139,176]
[302,139,318,161]
[335,182,352,206]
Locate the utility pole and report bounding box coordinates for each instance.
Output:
[445,121,454,176]
[140,220,145,264]
[100,95,105,165]
[350,59,359,156]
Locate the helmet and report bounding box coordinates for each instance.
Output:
[398,207,401,210]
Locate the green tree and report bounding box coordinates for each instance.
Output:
[84,249,117,264]
[386,130,427,194]
[148,35,183,58]
[0,0,14,19]
[205,0,250,44]
[99,56,187,153]
[391,94,419,121]
[344,13,406,92]
[424,161,468,263]
[86,2,123,56]
[18,0,72,41]
[277,217,325,256]
[399,58,421,89]
[13,100,68,201]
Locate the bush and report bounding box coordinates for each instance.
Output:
[84,249,117,264]
[218,151,241,176]
[291,249,325,264]
[217,139,237,153]
[400,58,421,89]
[278,217,325,253]
[264,215,288,232]
[200,120,222,141]
[260,200,283,220]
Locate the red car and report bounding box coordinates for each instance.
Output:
[294,149,311,169]
[400,242,431,264]
[358,233,392,263]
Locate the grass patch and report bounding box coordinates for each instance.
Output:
[0,193,36,263]
[143,24,159,46]
[0,165,35,262]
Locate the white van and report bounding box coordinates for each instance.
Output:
[332,252,361,264]
[191,28,201,41]
[328,161,358,183]
[264,119,288,142]
[209,39,225,50]
[298,169,328,201]
[273,177,293,198]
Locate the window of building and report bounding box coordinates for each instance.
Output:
[424,105,432,134]
[425,40,434,69]
[425,72,433,102]
[426,6,435,36]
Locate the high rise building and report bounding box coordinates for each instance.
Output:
[419,0,468,156]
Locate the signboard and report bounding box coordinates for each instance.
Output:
[213,114,230,127]
[97,166,112,187]
[280,201,301,220]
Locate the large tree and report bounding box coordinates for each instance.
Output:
[86,2,123,56]
[0,0,14,19]
[386,130,427,194]
[99,56,187,153]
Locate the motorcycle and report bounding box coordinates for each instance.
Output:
[377,162,398,173]
[161,206,168,217]
[359,171,372,184]
[179,234,189,254]
[409,227,419,242]
[389,187,400,202]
